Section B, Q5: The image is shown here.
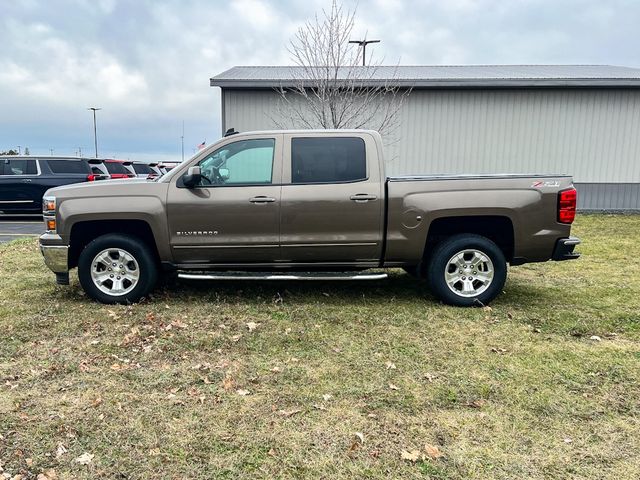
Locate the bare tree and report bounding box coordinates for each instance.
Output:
[273,0,409,141]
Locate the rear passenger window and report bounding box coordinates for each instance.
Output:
[104,162,129,174]
[2,159,38,175]
[47,160,88,174]
[291,137,366,184]
[133,163,153,174]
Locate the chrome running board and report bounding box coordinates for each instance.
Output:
[177,271,388,281]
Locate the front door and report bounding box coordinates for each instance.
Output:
[167,135,282,265]
[279,134,384,265]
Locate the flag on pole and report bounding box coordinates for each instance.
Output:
[197,141,206,150]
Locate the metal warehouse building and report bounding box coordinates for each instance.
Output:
[210,65,640,211]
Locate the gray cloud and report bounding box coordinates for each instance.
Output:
[1,0,638,160]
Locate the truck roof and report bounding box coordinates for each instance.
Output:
[226,129,380,136]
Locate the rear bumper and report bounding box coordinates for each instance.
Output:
[552,236,581,261]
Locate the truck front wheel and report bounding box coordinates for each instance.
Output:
[78,234,158,304]
[426,234,507,307]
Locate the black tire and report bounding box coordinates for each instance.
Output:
[426,234,507,307]
[78,234,158,304]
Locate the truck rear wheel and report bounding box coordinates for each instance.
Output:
[78,234,158,304]
[426,234,506,307]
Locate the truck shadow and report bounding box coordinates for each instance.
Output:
[156,270,433,306]
[151,271,558,309]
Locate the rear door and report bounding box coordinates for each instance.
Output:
[279,133,384,264]
[44,159,92,185]
[0,158,41,213]
[166,135,283,265]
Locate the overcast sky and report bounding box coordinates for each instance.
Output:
[1,0,639,162]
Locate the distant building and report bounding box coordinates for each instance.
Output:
[211,65,640,211]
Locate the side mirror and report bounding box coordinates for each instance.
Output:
[182,166,202,188]
[219,168,230,180]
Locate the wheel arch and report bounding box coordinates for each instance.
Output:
[423,215,515,266]
[68,219,160,269]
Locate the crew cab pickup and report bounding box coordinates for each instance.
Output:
[39,130,580,306]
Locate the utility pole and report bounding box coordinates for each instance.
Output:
[50,148,54,156]
[79,147,82,157]
[349,39,380,66]
[181,120,185,163]
[88,107,101,158]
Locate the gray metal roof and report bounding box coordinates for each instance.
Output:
[210,65,640,89]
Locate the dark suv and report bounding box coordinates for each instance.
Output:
[0,156,107,214]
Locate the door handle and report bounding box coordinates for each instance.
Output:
[350,194,377,203]
[22,179,32,183]
[249,196,276,204]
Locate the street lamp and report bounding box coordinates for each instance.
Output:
[88,107,101,158]
[349,39,381,66]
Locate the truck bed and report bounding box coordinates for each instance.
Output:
[383,173,575,266]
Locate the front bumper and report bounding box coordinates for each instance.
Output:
[552,236,581,261]
[39,233,70,285]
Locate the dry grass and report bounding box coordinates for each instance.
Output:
[0,214,639,479]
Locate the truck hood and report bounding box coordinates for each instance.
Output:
[46,178,163,199]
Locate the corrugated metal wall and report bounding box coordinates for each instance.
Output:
[222,88,640,209]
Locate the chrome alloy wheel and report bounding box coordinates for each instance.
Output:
[90,248,140,296]
[444,249,494,298]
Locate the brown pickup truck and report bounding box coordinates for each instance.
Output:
[39,129,580,306]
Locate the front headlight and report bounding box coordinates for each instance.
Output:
[43,196,57,232]
[43,196,56,214]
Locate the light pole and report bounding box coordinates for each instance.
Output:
[88,107,101,158]
[349,39,380,66]
[181,120,185,163]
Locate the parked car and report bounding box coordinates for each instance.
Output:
[102,159,136,179]
[147,163,163,177]
[158,162,179,175]
[39,130,580,306]
[0,156,107,214]
[130,161,158,179]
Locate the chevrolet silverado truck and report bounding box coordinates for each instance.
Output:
[38,130,580,306]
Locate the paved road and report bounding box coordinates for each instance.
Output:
[0,217,45,244]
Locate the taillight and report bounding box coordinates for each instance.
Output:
[558,188,577,224]
[87,174,97,181]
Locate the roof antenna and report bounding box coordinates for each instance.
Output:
[224,128,239,137]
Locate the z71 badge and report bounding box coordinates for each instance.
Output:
[531,180,560,188]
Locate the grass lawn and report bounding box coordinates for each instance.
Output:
[0,214,639,479]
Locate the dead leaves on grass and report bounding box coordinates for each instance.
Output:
[400,449,421,462]
[277,408,303,417]
[74,452,94,465]
[246,322,260,332]
[401,443,444,462]
[222,376,235,391]
[55,444,67,459]
[465,399,487,409]
[347,432,365,454]
[36,470,57,480]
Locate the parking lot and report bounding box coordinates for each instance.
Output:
[0,217,44,244]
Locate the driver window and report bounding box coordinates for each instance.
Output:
[197,138,275,185]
